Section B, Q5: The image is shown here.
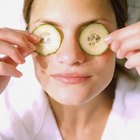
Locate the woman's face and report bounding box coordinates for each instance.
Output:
[29,0,117,105]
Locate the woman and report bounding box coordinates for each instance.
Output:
[0,0,140,140]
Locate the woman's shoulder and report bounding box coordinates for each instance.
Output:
[114,73,140,120]
[102,75,140,140]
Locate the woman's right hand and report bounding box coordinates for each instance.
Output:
[0,27,39,93]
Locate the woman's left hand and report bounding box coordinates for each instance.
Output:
[105,22,140,76]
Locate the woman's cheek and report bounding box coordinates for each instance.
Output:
[97,49,116,80]
[32,53,48,69]
[32,53,50,84]
[96,49,116,67]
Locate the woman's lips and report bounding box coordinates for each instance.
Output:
[51,73,91,84]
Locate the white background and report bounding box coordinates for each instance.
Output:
[0,0,25,29]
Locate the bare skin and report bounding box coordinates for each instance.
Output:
[106,22,140,75]
[49,82,115,140]
[0,28,39,93]
[0,0,140,140]
[30,0,116,139]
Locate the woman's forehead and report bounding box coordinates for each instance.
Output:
[31,0,113,20]
[32,0,112,11]
[29,0,116,32]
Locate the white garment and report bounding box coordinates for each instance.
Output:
[0,71,140,140]
[102,75,140,140]
[0,70,62,140]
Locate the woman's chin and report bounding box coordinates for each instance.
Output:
[46,88,96,106]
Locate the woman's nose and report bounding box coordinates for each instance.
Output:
[55,35,87,66]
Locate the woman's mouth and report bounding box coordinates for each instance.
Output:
[51,73,91,84]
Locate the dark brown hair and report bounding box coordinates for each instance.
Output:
[23,0,34,25]
[110,0,128,28]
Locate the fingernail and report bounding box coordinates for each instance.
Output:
[125,61,131,69]
[105,35,112,44]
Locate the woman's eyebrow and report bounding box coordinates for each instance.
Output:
[32,18,110,28]
[79,18,111,27]
[32,18,61,28]
[79,20,98,28]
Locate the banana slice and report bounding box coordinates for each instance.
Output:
[79,23,109,55]
[33,24,62,56]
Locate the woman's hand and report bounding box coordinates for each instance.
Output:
[0,27,39,93]
[105,22,140,75]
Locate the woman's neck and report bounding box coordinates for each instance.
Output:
[48,83,115,139]
[49,91,113,124]
[47,77,116,139]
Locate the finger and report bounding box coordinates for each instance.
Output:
[125,52,140,69]
[16,30,40,43]
[0,62,22,77]
[17,42,36,58]
[0,56,17,66]
[105,22,140,45]
[109,40,121,52]
[117,34,140,59]
[0,41,25,64]
[0,27,40,43]
[126,51,138,59]
[0,28,37,50]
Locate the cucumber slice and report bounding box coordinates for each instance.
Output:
[33,24,62,56]
[79,23,109,55]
